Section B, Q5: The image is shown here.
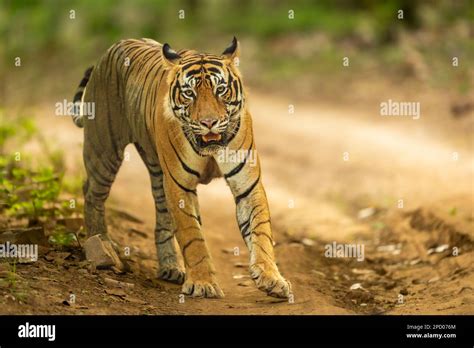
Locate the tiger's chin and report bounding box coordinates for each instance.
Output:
[194,133,228,156]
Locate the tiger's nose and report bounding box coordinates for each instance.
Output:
[200,118,218,129]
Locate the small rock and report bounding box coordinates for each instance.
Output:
[311,270,326,278]
[351,268,374,275]
[350,283,364,291]
[105,288,127,298]
[301,238,315,246]
[357,207,376,220]
[4,294,16,302]
[88,261,97,275]
[427,244,449,255]
[377,244,401,253]
[104,277,135,289]
[83,235,124,269]
[428,276,440,283]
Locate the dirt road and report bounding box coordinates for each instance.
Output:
[3,92,473,315]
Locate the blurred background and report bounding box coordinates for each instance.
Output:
[0,0,473,315]
[1,0,473,105]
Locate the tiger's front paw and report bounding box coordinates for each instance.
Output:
[158,265,185,285]
[250,263,292,299]
[182,279,224,298]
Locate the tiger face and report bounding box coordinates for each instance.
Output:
[163,38,244,156]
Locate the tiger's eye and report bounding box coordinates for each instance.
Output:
[184,90,194,98]
[216,86,226,94]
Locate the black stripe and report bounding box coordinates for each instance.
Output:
[182,237,204,256]
[73,91,83,103]
[169,135,201,179]
[150,169,163,177]
[142,65,162,115]
[202,60,223,66]
[207,67,221,74]
[239,206,265,238]
[179,209,201,225]
[253,220,271,232]
[157,235,173,245]
[235,175,260,205]
[153,192,165,200]
[253,230,273,245]
[238,205,259,230]
[185,69,201,76]
[189,255,208,267]
[79,77,89,88]
[181,126,204,156]
[226,117,241,145]
[224,140,253,179]
[181,61,201,70]
[253,241,273,260]
[163,157,197,195]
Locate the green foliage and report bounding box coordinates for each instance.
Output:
[1,0,472,101]
[48,225,78,248]
[1,161,61,220]
[0,260,29,302]
[0,109,37,152]
[0,115,79,225]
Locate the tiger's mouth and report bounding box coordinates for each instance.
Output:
[202,133,222,143]
[196,132,227,148]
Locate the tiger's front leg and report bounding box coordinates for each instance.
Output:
[161,165,224,298]
[218,135,292,299]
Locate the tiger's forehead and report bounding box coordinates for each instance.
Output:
[176,52,230,87]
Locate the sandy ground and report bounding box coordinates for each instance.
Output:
[1,91,473,314]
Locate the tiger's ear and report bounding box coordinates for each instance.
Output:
[222,37,240,62]
[162,43,182,67]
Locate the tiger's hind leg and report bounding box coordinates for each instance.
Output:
[82,137,128,269]
[135,143,185,285]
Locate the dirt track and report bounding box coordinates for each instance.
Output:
[2,92,473,314]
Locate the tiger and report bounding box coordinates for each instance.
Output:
[72,37,291,299]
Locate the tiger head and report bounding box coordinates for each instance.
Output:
[163,37,245,156]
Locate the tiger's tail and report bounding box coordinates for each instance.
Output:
[72,66,94,128]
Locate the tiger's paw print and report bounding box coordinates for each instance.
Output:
[182,279,224,298]
[250,263,292,299]
[157,266,185,285]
